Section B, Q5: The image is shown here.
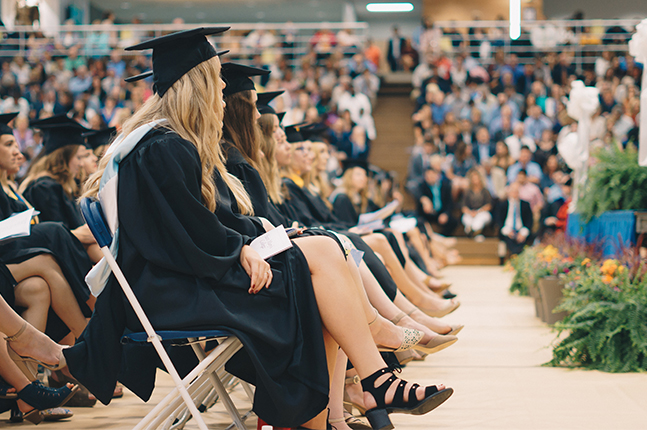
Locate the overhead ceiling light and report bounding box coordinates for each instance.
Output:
[366,3,414,13]
[509,0,521,40]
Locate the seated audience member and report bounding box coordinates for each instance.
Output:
[507,145,542,184]
[446,140,476,197]
[523,105,552,143]
[490,140,514,172]
[472,126,495,165]
[416,167,457,236]
[497,182,533,256]
[516,169,544,217]
[337,124,370,161]
[505,122,535,160]
[406,137,435,197]
[461,168,493,238]
[533,129,557,169]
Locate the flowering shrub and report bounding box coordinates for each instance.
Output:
[547,258,647,372]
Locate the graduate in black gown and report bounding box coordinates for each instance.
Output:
[20,116,89,230]
[330,160,381,225]
[63,28,452,430]
[0,113,93,342]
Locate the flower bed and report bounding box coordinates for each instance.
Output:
[508,234,647,372]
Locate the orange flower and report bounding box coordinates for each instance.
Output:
[602,274,614,284]
[581,258,591,266]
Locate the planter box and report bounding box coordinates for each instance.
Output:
[527,281,544,320]
[538,276,567,325]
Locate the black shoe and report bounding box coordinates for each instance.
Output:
[443,290,457,299]
[361,365,453,430]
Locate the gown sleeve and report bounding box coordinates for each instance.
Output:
[118,134,251,282]
[23,180,66,225]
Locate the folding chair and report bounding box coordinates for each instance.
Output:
[81,197,253,430]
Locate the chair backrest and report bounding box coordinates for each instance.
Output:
[80,197,113,248]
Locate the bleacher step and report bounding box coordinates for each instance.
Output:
[451,237,500,266]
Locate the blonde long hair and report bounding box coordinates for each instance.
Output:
[338,167,369,214]
[82,57,252,214]
[257,113,283,204]
[304,141,332,202]
[20,145,81,197]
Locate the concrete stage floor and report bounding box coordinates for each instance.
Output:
[3,266,647,429]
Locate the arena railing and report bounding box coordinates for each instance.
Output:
[430,19,641,73]
[0,22,369,67]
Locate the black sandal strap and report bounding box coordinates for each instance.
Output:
[18,381,73,411]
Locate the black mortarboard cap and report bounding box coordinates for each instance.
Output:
[83,127,117,150]
[284,123,308,143]
[257,90,284,117]
[31,115,89,155]
[221,62,270,97]
[0,112,19,136]
[300,123,328,142]
[276,112,286,124]
[564,177,573,187]
[257,90,284,107]
[341,159,369,174]
[125,27,230,97]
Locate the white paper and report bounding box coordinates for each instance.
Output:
[352,219,384,235]
[0,208,37,243]
[357,200,399,226]
[250,225,293,260]
[389,215,418,233]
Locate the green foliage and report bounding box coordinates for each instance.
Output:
[578,144,647,223]
[508,247,538,296]
[547,261,647,372]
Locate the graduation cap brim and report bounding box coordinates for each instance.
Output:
[300,123,328,142]
[0,112,19,135]
[256,90,284,107]
[125,27,230,97]
[124,49,230,85]
[125,27,230,51]
[82,127,117,150]
[277,112,285,123]
[222,62,271,97]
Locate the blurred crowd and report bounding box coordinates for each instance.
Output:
[403,18,642,253]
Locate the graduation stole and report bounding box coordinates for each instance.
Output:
[85,120,167,296]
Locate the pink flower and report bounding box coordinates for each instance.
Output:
[553,268,558,275]
[564,268,570,274]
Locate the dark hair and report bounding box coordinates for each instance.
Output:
[518,168,528,176]
[520,145,531,152]
[223,90,262,168]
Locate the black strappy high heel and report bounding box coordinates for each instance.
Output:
[17,380,79,424]
[360,365,453,430]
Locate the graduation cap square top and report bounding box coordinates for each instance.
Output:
[83,127,117,151]
[125,27,230,97]
[221,62,270,97]
[30,114,90,155]
[284,122,308,143]
[0,112,19,136]
[256,90,284,117]
[300,123,328,143]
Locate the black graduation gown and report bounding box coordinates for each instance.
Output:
[331,193,381,226]
[0,262,16,307]
[0,187,92,341]
[22,176,85,230]
[65,129,328,427]
[223,144,271,219]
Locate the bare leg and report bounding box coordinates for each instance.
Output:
[0,297,63,368]
[8,254,87,338]
[358,262,446,341]
[328,350,352,430]
[392,291,454,334]
[292,237,444,418]
[359,234,457,313]
[405,228,443,276]
[84,243,102,263]
[343,250,409,350]
[14,277,51,332]
[302,328,338,429]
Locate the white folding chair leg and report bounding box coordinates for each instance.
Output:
[134,337,242,430]
[190,341,247,430]
[101,248,209,430]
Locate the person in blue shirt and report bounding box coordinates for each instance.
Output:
[507,145,543,184]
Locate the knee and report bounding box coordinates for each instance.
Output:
[16,277,51,306]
